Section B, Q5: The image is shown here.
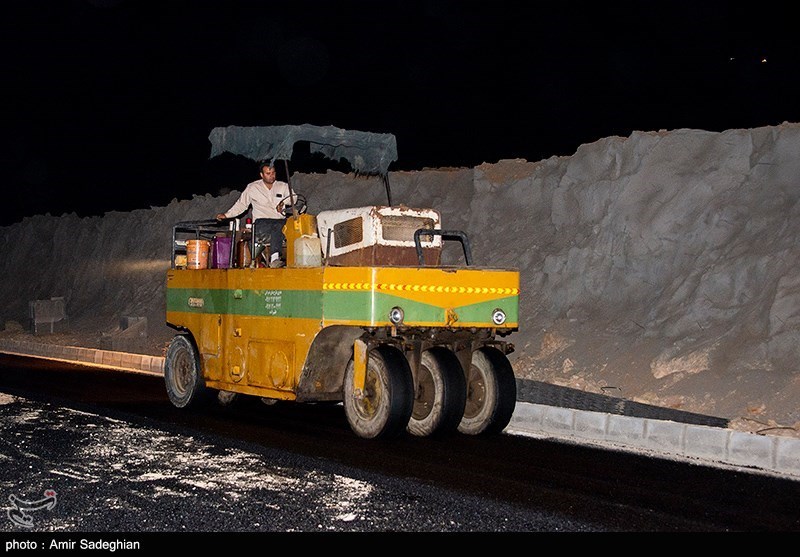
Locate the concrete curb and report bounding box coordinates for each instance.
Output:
[0,339,164,376]
[1,339,798,481]
[508,401,800,481]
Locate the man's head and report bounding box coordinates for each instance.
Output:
[259,162,276,185]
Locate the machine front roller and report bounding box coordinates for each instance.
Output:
[407,347,467,437]
[458,346,517,435]
[344,344,414,439]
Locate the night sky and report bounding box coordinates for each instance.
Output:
[1,0,797,226]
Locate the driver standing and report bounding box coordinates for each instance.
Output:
[216,161,295,268]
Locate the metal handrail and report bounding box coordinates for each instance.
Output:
[171,220,231,269]
[413,229,472,266]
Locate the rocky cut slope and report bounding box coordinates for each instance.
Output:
[1,123,799,436]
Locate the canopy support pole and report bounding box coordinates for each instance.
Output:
[382,174,392,206]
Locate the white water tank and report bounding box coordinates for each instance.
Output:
[295,234,322,267]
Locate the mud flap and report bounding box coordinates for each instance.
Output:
[353,338,368,399]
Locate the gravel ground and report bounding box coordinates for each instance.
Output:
[0,392,602,533]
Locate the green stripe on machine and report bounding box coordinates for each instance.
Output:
[322,291,519,324]
[166,288,323,319]
[167,288,518,324]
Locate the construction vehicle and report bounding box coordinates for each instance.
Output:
[165,125,520,439]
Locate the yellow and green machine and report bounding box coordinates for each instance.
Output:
[164,126,520,439]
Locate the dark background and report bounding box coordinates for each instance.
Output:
[1,0,797,226]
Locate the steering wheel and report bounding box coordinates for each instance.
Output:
[277,193,307,216]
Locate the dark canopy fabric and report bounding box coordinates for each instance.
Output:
[208,124,398,176]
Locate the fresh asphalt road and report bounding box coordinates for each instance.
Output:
[0,354,798,534]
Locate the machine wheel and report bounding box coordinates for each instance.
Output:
[458,346,517,435]
[407,347,466,437]
[164,334,211,409]
[344,344,414,439]
[217,390,239,407]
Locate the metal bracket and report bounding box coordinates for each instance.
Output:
[352,338,368,399]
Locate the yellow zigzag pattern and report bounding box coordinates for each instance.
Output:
[322,282,519,295]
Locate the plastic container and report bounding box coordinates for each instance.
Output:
[294,234,322,267]
[211,236,233,268]
[237,238,252,268]
[237,218,253,268]
[186,239,211,269]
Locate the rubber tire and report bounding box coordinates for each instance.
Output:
[407,347,467,437]
[344,344,414,439]
[217,390,239,407]
[458,346,517,435]
[164,334,210,409]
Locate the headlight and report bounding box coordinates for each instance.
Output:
[491,308,506,326]
[389,306,404,325]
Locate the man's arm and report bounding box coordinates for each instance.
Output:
[276,181,297,213]
[216,187,252,220]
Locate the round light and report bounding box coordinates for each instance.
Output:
[389,306,404,325]
[491,308,506,326]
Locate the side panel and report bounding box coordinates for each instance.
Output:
[321,266,519,329]
[248,339,294,390]
[166,268,325,398]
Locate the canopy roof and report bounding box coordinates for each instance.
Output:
[208,124,398,176]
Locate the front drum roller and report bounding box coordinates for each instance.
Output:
[458,346,517,435]
[344,344,414,439]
